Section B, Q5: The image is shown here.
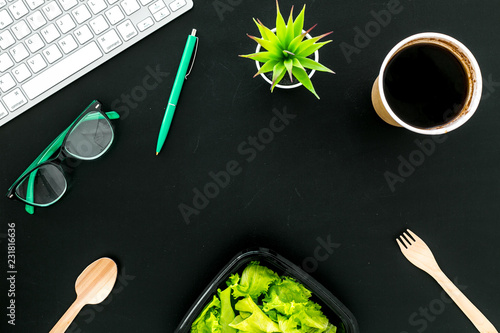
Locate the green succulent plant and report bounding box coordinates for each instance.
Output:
[240,0,335,99]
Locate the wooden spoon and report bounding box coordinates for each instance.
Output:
[50,257,118,333]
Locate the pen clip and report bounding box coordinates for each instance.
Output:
[185,36,198,80]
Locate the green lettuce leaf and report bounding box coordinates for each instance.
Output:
[191,295,222,333]
[289,304,330,332]
[262,277,312,315]
[227,273,240,287]
[277,314,301,333]
[324,324,337,333]
[229,297,281,332]
[232,262,279,300]
[219,287,237,333]
[278,309,334,333]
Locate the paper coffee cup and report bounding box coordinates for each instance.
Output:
[371,32,482,135]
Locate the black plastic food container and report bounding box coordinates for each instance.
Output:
[174,247,359,333]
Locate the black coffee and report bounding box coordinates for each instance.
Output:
[383,43,469,128]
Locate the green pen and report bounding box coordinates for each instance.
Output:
[156,29,198,155]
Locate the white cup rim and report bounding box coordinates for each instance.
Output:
[378,32,483,135]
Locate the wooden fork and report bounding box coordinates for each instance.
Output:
[397,229,498,333]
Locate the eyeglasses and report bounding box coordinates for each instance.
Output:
[6,100,120,214]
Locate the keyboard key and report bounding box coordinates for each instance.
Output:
[169,0,186,11]
[137,16,153,31]
[72,5,91,24]
[11,20,31,39]
[0,53,14,72]
[74,25,93,44]
[0,0,5,8]
[89,15,109,34]
[3,88,27,111]
[105,6,124,24]
[26,33,45,52]
[27,54,47,73]
[117,19,137,41]
[56,14,76,33]
[12,63,31,82]
[0,73,16,91]
[59,0,78,11]
[154,7,170,21]
[121,0,139,15]
[43,44,63,63]
[22,42,103,99]
[148,0,164,14]
[0,103,8,120]
[8,1,28,19]
[88,0,107,14]
[27,11,47,30]
[97,29,122,53]
[0,9,13,28]
[43,1,63,20]
[10,43,29,62]
[41,24,61,43]
[58,35,78,53]
[0,30,15,49]
[26,0,44,10]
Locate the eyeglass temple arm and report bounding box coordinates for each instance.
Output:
[21,111,120,214]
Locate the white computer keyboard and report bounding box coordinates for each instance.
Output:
[0,0,193,127]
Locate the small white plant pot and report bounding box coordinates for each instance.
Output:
[255,28,319,90]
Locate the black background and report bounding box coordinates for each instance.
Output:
[1,0,500,332]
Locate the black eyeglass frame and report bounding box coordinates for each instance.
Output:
[6,100,119,210]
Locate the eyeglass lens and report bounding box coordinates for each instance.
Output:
[65,111,114,160]
[14,111,114,206]
[15,164,67,206]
